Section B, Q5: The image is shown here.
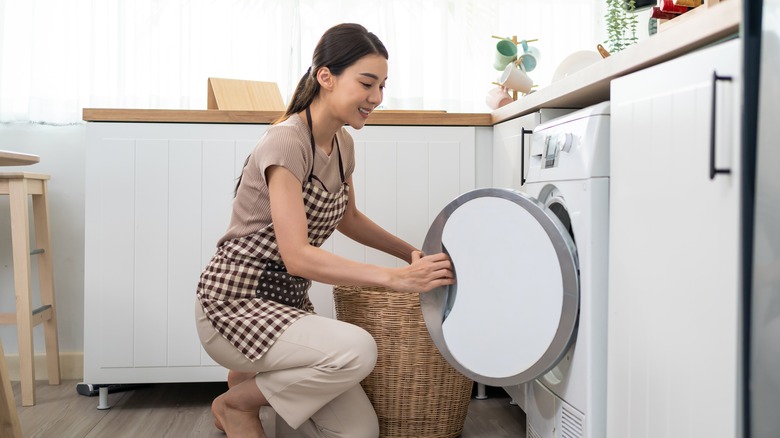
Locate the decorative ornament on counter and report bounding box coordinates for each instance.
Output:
[493,38,519,71]
[604,0,638,53]
[485,86,514,110]
[518,40,541,72]
[499,62,534,94]
[487,35,540,109]
[648,15,659,36]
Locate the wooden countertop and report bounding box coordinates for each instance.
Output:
[492,0,741,124]
[83,0,740,128]
[82,108,493,126]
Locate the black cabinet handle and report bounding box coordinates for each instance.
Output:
[710,72,733,179]
[521,128,533,186]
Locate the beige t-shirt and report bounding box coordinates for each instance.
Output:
[218,113,355,246]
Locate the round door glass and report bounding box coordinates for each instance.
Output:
[421,188,579,386]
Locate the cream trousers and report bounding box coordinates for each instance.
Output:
[195,300,379,438]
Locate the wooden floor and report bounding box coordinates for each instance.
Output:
[13,380,526,437]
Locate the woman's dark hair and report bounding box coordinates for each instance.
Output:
[235,24,387,196]
[275,23,389,124]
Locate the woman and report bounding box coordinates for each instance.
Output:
[195,23,454,438]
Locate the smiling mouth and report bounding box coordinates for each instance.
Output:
[359,108,372,116]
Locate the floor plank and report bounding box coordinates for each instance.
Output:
[461,396,526,438]
[14,380,525,437]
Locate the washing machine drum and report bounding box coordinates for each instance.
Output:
[421,188,579,387]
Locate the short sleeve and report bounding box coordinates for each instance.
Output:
[252,122,312,185]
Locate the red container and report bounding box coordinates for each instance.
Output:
[652,6,682,20]
[659,0,689,14]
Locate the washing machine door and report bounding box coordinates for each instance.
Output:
[421,187,579,387]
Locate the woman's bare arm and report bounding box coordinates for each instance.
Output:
[336,176,417,264]
[267,166,453,293]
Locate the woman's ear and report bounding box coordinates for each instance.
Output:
[317,67,335,90]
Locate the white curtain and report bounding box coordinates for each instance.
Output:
[0,0,603,125]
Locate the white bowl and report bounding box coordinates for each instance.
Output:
[551,51,602,82]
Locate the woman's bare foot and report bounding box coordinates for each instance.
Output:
[215,370,258,431]
[211,379,269,437]
[213,397,226,432]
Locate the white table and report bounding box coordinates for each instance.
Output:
[0,150,39,166]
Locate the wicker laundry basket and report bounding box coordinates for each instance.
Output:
[333,286,473,438]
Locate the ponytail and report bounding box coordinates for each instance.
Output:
[275,67,320,125]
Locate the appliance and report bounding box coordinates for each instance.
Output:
[421,102,610,438]
[744,1,780,436]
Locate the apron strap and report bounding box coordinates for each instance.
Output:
[305,107,346,185]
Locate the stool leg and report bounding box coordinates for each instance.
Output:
[8,178,36,406]
[32,181,60,386]
[0,340,23,438]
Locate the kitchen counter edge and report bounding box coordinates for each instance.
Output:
[81,109,492,126]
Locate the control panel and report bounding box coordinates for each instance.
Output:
[542,132,574,169]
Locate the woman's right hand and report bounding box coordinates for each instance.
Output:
[390,250,455,294]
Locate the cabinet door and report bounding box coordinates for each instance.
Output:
[493,113,537,191]
[84,123,266,383]
[608,39,741,438]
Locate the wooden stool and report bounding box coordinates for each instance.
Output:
[1,339,23,437]
[0,172,61,407]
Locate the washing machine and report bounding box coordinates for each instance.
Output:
[421,102,610,438]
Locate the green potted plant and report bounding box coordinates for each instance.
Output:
[604,0,638,53]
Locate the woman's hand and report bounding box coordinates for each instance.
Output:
[390,250,455,294]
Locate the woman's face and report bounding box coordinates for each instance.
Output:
[327,54,387,129]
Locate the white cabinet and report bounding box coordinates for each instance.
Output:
[84,123,267,384]
[83,122,478,384]
[608,39,742,438]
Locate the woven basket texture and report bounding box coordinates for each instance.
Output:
[333,286,473,438]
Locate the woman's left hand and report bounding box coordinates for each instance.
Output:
[389,250,455,294]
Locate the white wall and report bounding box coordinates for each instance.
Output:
[0,123,86,355]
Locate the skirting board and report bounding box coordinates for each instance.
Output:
[4,352,83,381]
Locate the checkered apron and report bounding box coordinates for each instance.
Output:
[197,109,349,361]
